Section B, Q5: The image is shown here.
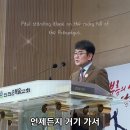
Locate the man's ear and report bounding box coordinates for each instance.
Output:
[87,53,93,61]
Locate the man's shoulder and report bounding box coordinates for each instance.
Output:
[90,64,107,73]
[71,70,80,80]
[88,64,110,92]
[87,64,108,79]
[72,70,79,75]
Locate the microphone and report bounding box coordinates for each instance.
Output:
[49,64,58,80]
[49,62,66,80]
[61,62,66,67]
[52,64,58,68]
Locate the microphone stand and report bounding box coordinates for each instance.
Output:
[49,64,58,80]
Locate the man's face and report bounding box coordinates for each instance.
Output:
[74,49,93,67]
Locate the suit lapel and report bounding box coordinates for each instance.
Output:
[84,64,95,82]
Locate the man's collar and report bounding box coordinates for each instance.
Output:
[80,62,92,72]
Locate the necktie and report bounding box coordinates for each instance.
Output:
[79,69,85,82]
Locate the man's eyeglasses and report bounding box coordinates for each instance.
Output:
[74,52,87,56]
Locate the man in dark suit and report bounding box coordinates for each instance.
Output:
[71,40,110,92]
[71,40,110,130]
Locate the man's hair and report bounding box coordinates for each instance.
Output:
[75,40,95,55]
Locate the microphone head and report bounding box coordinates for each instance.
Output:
[52,64,58,68]
[61,62,66,67]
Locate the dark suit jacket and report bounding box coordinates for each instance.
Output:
[71,64,110,130]
[71,64,110,92]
